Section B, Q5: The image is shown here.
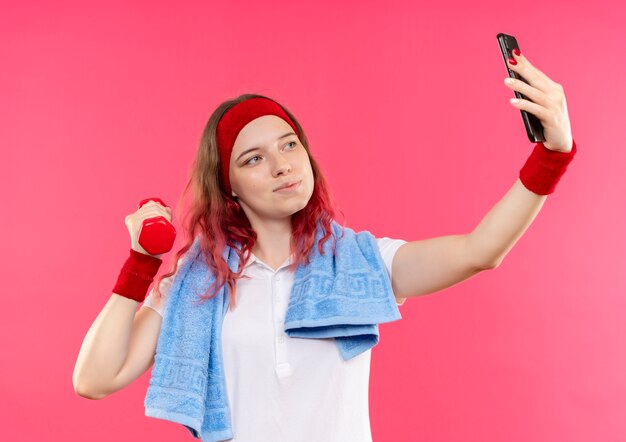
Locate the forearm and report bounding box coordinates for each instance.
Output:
[466,178,547,268]
[72,294,137,399]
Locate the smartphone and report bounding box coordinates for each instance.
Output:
[497,33,545,143]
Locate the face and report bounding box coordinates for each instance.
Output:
[228,115,315,222]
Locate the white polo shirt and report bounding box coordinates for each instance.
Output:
[142,236,407,441]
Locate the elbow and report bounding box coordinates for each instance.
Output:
[74,383,108,400]
[482,256,503,270]
[73,376,109,400]
[473,254,503,271]
[464,236,504,271]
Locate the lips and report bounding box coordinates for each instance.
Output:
[274,180,301,191]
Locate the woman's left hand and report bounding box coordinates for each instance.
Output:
[504,49,573,153]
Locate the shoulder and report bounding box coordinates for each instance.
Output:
[373,236,408,273]
[374,236,408,306]
[375,236,408,254]
[140,255,185,316]
[338,224,407,263]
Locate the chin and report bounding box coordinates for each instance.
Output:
[284,197,309,212]
[282,195,311,215]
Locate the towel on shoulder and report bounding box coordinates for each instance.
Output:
[144,220,402,441]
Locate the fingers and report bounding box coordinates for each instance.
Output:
[127,202,173,227]
[139,200,172,220]
[504,50,569,122]
[504,76,550,109]
[142,199,168,210]
[143,206,172,223]
[509,95,550,122]
[507,50,557,94]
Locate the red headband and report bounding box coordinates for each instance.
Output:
[216,97,299,196]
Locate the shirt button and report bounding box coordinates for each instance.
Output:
[275,296,281,303]
[275,275,281,281]
[277,335,285,343]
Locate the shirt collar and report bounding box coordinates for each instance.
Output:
[242,253,259,270]
[242,252,293,271]
[232,242,293,271]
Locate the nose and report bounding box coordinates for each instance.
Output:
[272,154,292,177]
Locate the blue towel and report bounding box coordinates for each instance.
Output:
[144,220,402,441]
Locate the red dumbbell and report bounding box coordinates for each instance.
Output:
[137,197,177,256]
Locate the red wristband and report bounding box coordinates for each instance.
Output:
[519,139,577,195]
[112,249,162,303]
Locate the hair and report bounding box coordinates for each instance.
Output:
[152,93,345,310]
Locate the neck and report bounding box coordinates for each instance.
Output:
[249,217,293,266]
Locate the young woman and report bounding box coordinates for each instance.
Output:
[73,49,576,441]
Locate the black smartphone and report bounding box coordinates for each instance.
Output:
[497,33,545,143]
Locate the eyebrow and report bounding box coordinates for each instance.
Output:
[236,132,297,162]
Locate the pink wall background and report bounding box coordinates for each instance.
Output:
[2,0,625,440]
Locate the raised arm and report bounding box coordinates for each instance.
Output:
[72,294,162,399]
[390,48,576,300]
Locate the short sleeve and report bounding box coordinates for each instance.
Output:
[141,257,183,317]
[375,237,408,306]
[141,276,173,317]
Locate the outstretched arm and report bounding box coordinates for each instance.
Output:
[391,176,551,299]
[391,48,574,300]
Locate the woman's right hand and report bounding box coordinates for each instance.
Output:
[124,200,173,258]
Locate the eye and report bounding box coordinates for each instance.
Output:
[245,155,261,165]
[244,141,297,165]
